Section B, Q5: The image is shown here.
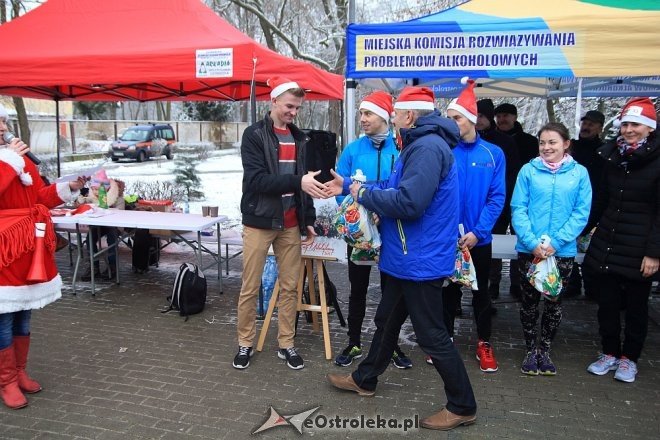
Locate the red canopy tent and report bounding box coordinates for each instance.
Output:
[0,0,344,101]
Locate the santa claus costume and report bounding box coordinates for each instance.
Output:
[0,104,78,409]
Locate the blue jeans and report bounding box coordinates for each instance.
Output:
[0,310,31,350]
[352,273,477,416]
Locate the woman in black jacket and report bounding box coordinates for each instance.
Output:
[584,98,659,383]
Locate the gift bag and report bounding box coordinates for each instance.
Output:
[449,225,477,289]
[450,246,478,289]
[349,247,379,266]
[333,195,381,252]
[526,236,562,300]
[577,227,596,253]
[527,256,562,300]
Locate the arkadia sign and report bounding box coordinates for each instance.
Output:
[253,406,419,435]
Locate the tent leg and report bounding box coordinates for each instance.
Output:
[345,79,357,144]
[574,77,583,136]
[55,99,61,178]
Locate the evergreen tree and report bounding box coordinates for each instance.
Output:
[173,146,206,200]
[182,101,230,121]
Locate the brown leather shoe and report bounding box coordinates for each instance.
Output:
[326,373,375,397]
[420,408,476,430]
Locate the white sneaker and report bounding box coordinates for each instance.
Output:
[587,354,619,375]
[614,358,637,383]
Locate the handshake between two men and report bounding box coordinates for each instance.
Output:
[300,169,362,200]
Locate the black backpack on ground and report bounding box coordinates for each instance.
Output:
[132,229,159,273]
[163,263,207,321]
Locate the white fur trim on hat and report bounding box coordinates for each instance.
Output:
[359,101,390,122]
[393,101,435,111]
[271,81,300,99]
[621,109,657,129]
[447,101,477,124]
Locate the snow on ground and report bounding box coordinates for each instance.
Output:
[60,148,244,229]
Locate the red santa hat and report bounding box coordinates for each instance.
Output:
[447,77,477,124]
[268,76,301,99]
[617,97,657,129]
[393,86,436,111]
[359,91,394,122]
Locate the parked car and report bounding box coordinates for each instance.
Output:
[109,124,175,162]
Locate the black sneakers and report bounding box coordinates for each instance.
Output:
[232,346,254,369]
[278,347,304,370]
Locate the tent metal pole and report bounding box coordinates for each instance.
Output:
[345,0,357,144]
[575,77,583,136]
[250,82,256,125]
[346,79,357,144]
[250,57,257,125]
[55,99,61,177]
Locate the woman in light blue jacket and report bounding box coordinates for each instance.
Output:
[511,122,591,376]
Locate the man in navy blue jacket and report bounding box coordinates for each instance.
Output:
[325,86,477,431]
[443,79,505,373]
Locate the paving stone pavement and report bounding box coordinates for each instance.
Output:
[0,243,658,440]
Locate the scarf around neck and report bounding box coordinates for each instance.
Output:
[367,131,389,148]
[616,135,648,157]
[540,154,571,173]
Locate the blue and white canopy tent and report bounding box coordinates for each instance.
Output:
[344,0,660,140]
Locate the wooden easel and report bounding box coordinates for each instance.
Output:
[256,255,337,360]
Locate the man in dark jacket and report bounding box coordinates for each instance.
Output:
[477,99,520,300]
[564,110,605,299]
[233,77,328,371]
[493,103,538,299]
[325,86,477,431]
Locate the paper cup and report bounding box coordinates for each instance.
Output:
[202,206,210,217]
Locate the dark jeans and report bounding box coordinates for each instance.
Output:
[596,272,652,362]
[443,243,493,340]
[0,310,31,350]
[352,273,477,416]
[489,215,520,288]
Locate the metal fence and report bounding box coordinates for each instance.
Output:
[12,119,249,155]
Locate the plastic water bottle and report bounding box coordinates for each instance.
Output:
[351,169,367,184]
[183,195,190,214]
[260,256,278,315]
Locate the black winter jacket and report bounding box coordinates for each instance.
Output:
[240,113,315,232]
[583,134,660,281]
[571,135,604,197]
[480,124,520,233]
[500,121,538,167]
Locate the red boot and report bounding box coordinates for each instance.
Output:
[13,336,42,393]
[0,345,28,409]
